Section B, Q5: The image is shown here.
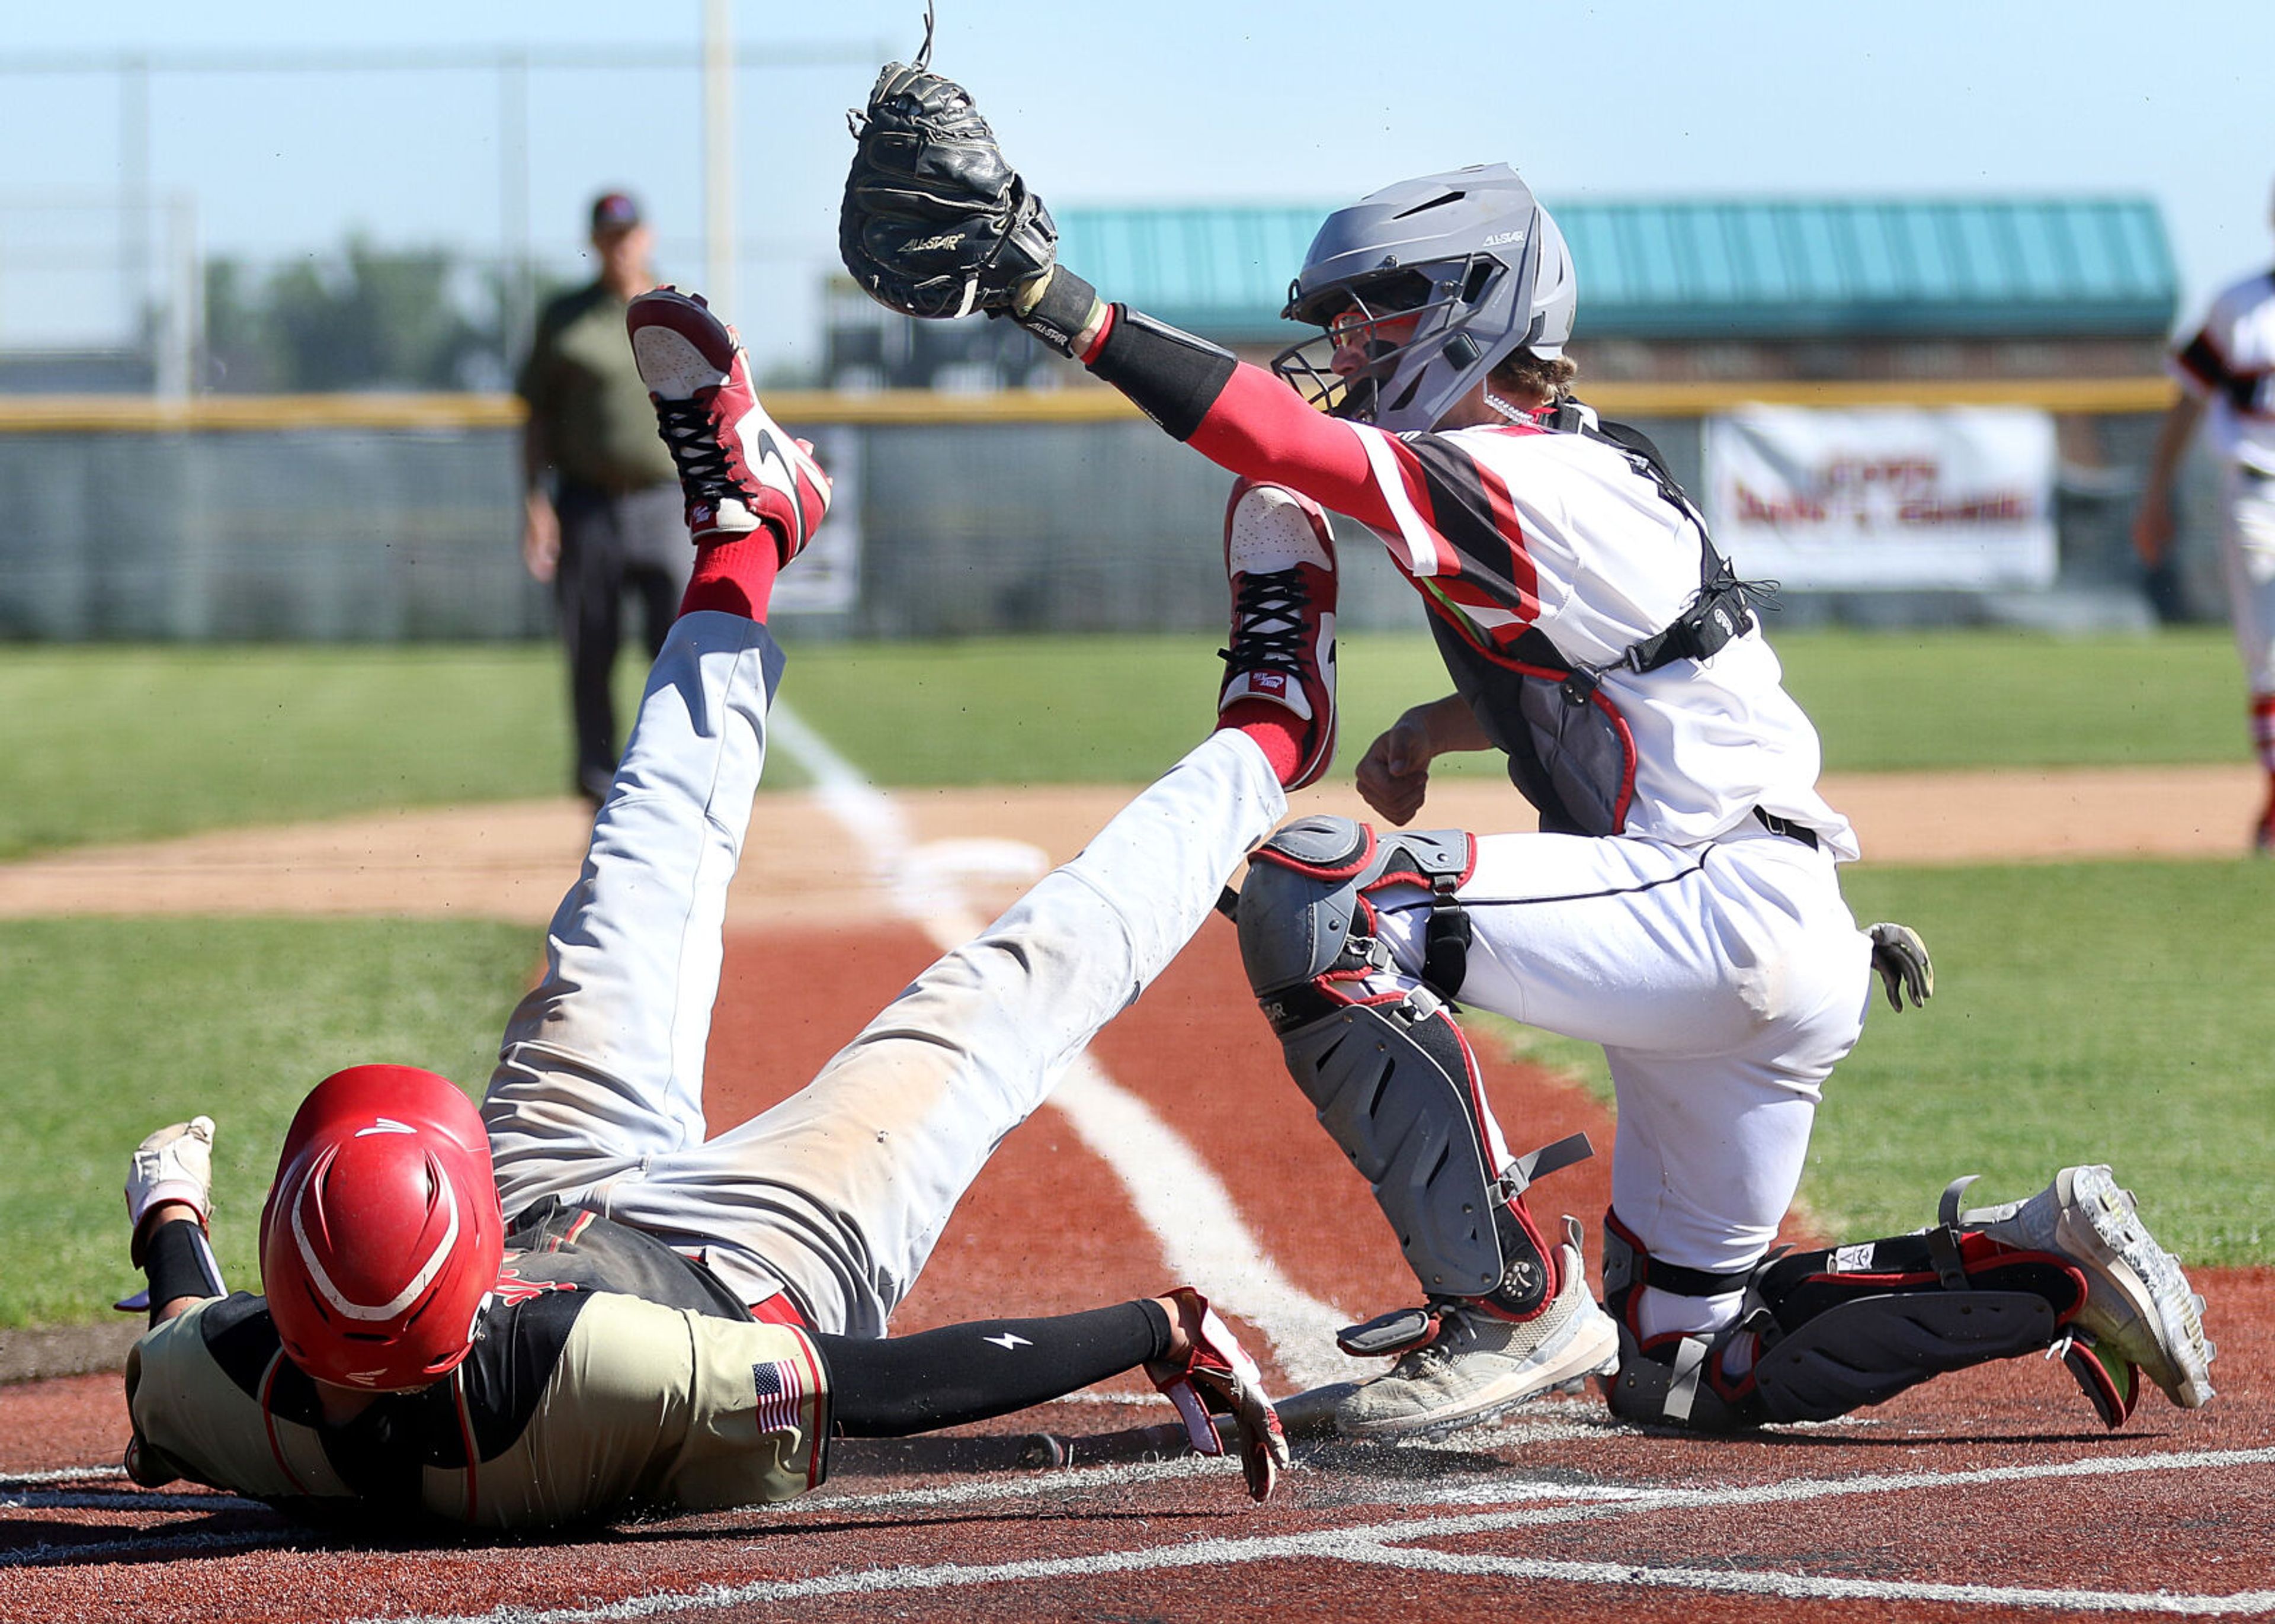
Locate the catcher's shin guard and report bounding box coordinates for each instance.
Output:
[1234,815,1571,1314]
[1602,1184,2098,1432]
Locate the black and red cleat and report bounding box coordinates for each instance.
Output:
[627,287,831,560]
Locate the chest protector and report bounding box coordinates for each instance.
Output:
[1430,408,1774,836]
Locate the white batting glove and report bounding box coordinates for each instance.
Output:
[125,1116,216,1263]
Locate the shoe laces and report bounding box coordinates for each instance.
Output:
[1219,567,1315,681]
[653,396,752,505]
[1390,1305,1476,1376]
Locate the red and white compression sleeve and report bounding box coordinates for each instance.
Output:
[1078,303,1414,535]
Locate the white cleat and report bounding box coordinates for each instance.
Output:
[1335,1231,1620,1440]
[1978,1164,2215,1410]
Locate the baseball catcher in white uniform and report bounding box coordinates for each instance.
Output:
[117,288,1302,1528]
[838,51,2218,1440]
[2135,208,2275,852]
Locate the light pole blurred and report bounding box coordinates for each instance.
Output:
[703,0,735,315]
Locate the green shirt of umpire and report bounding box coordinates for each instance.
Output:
[517,280,679,495]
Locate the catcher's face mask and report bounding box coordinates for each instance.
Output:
[1272,258,1502,428]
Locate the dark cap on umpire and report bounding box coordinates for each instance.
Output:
[591,191,643,235]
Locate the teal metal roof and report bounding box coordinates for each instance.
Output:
[1053,198,2177,343]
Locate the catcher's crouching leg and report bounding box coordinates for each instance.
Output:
[1233,817,1616,1436]
[1601,1176,2137,1432]
[1235,814,1565,1307]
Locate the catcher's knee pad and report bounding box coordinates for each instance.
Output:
[1236,815,1574,1311]
[1235,815,1475,1020]
[1603,1187,2091,1431]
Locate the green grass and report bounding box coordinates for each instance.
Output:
[1,644,683,861]
[4,629,2270,1328]
[6,863,2266,1331]
[0,917,534,1328]
[1773,627,2252,772]
[1483,858,2275,1267]
[2,627,2251,859]
[769,624,2256,785]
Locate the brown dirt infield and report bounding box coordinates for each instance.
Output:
[3,766,2270,1621]
[0,762,2264,926]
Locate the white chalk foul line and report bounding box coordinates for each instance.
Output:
[338,1444,2275,1623]
[0,1465,127,1488]
[2,1488,257,1513]
[764,700,1352,1391]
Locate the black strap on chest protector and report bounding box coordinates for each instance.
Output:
[1524,405,1779,706]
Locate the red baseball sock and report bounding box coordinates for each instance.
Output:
[678,526,783,622]
[1218,699,1306,787]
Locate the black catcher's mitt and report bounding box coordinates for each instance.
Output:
[839,15,1056,320]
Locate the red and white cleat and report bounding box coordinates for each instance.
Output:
[1146,1286,1290,1503]
[1219,479,1338,790]
[627,287,831,559]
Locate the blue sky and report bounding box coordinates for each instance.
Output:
[1,0,2268,371]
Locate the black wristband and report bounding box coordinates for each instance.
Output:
[143,1217,225,1325]
[1087,307,1239,441]
[1012,267,1103,359]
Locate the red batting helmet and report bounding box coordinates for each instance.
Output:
[259,1064,504,1391]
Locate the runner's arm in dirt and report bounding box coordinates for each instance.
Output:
[818,1289,1284,1501]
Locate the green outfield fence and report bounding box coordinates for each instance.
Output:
[0,379,2218,641]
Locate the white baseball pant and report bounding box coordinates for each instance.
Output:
[1365,818,1875,1336]
[2216,461,2275,696]
[480,610,1288,1336]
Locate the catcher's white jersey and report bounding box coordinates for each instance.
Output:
[1348,415,1860,858]
[2174,269,2275,471]
[1189,385,1877,1307]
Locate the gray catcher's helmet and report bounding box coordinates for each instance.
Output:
[1273,163,1575,433]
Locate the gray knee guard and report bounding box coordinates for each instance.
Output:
[1239,816,1549,1299]
[1236,815,1474,1023]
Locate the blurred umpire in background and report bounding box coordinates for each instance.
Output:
[517,191,693,804]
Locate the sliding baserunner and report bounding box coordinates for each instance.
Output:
[117,287,1304,1527]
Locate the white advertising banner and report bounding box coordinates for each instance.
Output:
[1703,407,2058,590]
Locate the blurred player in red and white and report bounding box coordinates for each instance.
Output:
[2134,184,2275,852]
[118,288,1298,1529]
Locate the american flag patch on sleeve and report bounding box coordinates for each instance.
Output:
[751,1357,808,1435]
